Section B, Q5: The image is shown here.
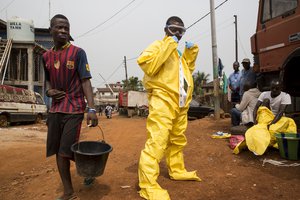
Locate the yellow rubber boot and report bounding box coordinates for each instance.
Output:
[166,147,201,181]
[166,111,201,181]
[138,149,171,200]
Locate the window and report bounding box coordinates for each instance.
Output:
[36,94,44,104]
[262,0,298,23]
[262,0,271,22]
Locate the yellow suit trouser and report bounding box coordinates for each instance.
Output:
[245,106,297,155]
[138,92,200,200]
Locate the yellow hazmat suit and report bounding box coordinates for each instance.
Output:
[245,106,297,155]
[137,36,201,200]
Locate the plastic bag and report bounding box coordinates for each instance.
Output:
[229,135,245,149]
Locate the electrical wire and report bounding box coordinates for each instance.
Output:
[126,56,138,61]
[105,61,124,82]
[237,32,248,58]
[187,16,234,42]
[0,0,17,13]
[93,61,124,87]
[75,0,137,39]
[84,0,145,38]
[186,0,229,30]
[94,0,230,84]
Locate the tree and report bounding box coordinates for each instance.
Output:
[122,76,143,91]
[192,71,210,96]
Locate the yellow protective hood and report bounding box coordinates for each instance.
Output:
[137,36,199,108]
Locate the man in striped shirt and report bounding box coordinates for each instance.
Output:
[43,14,98,200]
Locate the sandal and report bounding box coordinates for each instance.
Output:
[56,193,80,200]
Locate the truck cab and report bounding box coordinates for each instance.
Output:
[251,0,300,120]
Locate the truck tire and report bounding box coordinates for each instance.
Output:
[0,115,8,127]
[127,109,134,118]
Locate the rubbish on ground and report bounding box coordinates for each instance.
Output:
[262,158,300,167]
[211,131,231,139]
[121,185,131,189]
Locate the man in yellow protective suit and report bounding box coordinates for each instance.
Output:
[137,16,201,200]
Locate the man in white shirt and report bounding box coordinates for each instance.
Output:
[244,79,296,155]
[253,79,291,128]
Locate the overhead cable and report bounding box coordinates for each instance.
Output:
[75,0,137,39]
[186,0,229,30]
[126,56,138,61]
[105,61,124,82]
[84,0,145,37]
[0,0,17,13]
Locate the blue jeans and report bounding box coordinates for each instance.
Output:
[231,108,241,126]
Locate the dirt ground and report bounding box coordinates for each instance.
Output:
[0,113,300,200]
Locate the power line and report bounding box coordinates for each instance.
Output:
[94,61,124,87]
[186,16,234,42]
[186,0,229,30]
[83,0,145,38]
[126,56,138,61]
[75,0,137,39]
[105,61,124,82]
[108,0,230,71]
[0,0,17,13]
[181,23,233,51]
[237,32,248,58]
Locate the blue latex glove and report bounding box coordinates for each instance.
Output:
[172,35,179,43]
[185,41,194,49]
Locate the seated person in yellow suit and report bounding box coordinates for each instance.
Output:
[137,16,201,200]
[244,79,297,155]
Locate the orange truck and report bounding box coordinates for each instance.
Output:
[251,0,300,125]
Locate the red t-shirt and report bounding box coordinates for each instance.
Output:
[43,43,92,113]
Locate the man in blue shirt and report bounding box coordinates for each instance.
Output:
[240,58,256,96]
[228,61,242,104]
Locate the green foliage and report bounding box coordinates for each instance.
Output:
[192,71,210,96]
[122,76,143,91]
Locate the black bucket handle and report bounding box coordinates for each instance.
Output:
[78,125,106,152]
[96,125,105,142]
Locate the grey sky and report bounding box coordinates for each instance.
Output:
[0,0,259,88]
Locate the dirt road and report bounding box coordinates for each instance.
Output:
[0,114,299,200]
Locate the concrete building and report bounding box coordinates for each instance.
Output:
[0,18,53,97]
[95,82,123,109]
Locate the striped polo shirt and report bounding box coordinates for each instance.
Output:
[43,43,92,114]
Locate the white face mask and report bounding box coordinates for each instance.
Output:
[166,24,186,37]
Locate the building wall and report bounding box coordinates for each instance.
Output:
[3,43,45,94]
[0,20,52,102]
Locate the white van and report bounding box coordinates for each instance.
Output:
[0,85,48,127]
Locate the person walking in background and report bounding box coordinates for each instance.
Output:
[43,14,98,200]
[105,104,113,118]
[240,58,256,96]
[98,106,103,116]
[137,16,201,200]
[228,61,242,105]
